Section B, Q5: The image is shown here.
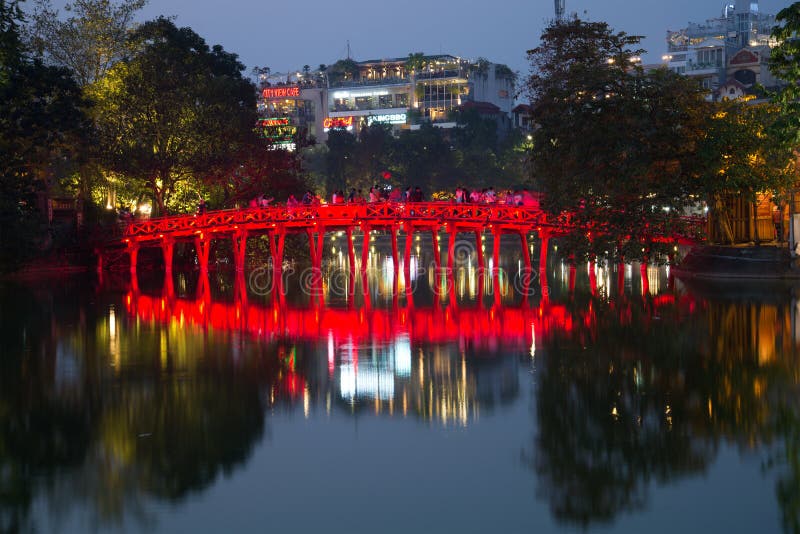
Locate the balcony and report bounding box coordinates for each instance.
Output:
[329,77,408,89]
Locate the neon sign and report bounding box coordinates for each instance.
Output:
[367,113,407,125]
[262,86,301,99]
[258,117,290,127]
[323,116,354,131]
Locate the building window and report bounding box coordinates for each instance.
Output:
[396,93,408,108]
[379,94,393,108]
[355,96,372,110]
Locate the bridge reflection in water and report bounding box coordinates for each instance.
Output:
[118,252,691,427]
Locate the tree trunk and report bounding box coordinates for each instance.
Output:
[713,194,735,244]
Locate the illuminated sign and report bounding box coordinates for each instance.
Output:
[262,86,301,99]
[267,142,296,152]
[332,89,390,99]
[323,116,354,131]
[258,117,290,127]
[366,113,407,125]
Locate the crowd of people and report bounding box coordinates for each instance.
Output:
[245,185,540,209]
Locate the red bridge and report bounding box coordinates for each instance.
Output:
[97,200,704,283]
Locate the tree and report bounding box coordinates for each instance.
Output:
[324,128,357,193]
[327,58,358,86]
[27,0,146,87]
[769,2,800,147]
[91,18,257,215]
[695,99,795,243]
[1,0,89,271]
[405,52,426,73]
[525,18,709,261]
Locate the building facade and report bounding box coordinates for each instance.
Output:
[663,0,779,99]
[255,54,517,145]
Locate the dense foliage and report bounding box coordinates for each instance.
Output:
[0,0,89,271]
[305,112,531,200]
[525,17,796,257]
[90,17,258,215]
[769,2,800,148]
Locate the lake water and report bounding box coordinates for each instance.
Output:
[2,238,799,533]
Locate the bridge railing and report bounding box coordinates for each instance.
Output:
[121,201,553,240]
[119,201,705,243]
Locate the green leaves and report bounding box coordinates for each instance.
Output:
[526,18,707,261]
[769,2,800,147]
[92,18,257,215]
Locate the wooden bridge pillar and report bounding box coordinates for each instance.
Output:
[431,228,441,272]
[162,266,175,302]
[390,226,399,275]
[519,231,531,271]
[492,227,501,275]
[589,258,598,297]
[538,232,549,273]
[195,235,211,273]
[475,230,484,273]
[160,236,175,276]
[346,228,356,271]
[361,226,371,273]
[234,268,248,307]
[492,227,502,306]
[232,229,248,272]
[316,226,326,271]
[306,229,318,269]
[445,228,456,295]
[127,241,139,277]
[447,228,456,271]
[404,224,413,285]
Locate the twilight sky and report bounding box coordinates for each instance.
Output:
[42,0,787,81]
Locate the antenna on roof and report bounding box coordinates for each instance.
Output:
[347,40,351,60]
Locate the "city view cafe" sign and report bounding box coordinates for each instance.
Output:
[261,85,301,99]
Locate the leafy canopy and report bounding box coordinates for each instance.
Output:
[91,17,257,214]
[525,17,709,261]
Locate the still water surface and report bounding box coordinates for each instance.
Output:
[2,242,799,533]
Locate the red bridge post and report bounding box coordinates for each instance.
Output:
[195,235,211,273]
[346,228,356,272]
[128,241,139,277]
[233,229,248,272]
[390,225,399,276]
[475,230,484,274]
[519,231,531,271]
[161,236,174,276]
[361,225,370,273]
[432,228,441,273]
[404,224,414,287]
[316,226,326,271]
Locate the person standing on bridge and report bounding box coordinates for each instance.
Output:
[369,187,380,203]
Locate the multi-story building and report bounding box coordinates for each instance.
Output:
[663,0,779,99]
[255,54,517,144]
